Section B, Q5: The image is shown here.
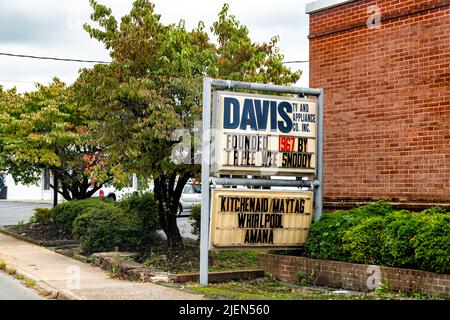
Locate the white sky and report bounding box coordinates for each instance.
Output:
[0,0,312,92]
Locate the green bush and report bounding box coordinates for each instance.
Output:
[52,198,113,234]
[413,214,450,273]
[118,192,159,242]
[190,204,201,240]
[30,208,53,224]
[420,207,448,215]
[342,216,386,264]
[304,203,450,273]
[348,200,394,218]
[305,211,359,261]
[380,211,427,267]
[72,205,141,254]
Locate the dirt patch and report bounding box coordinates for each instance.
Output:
[140,239,262,274]
[5,223,76,246]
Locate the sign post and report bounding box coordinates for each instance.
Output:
[200,78,324,285]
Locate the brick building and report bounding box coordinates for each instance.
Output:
[306,0,450,208]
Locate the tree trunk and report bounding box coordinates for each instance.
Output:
[52,170,58,208]
[51,169,108,201]
[154,173,189,247]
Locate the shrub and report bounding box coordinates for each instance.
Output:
[304,202,450,273]
[420,207,448,215]
[52,198,112,234]
[190,204,201,239]
[118,192,159,242]
[29,208,53,224]
[72,205,141,254]
[305,211,359,261]
[380,211,427,267]
[342,216,386,264]
[413,214,450,273]
[348,201,394,218]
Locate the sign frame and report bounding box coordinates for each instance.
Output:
[210,90,318,176]
[201,78,324,285]
[209,188,314,250]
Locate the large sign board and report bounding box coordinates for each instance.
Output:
[210,189,314,249]
[211,91,317,176]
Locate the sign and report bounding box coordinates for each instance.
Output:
[211,91,317,176]
[210,189,314,249]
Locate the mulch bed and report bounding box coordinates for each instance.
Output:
[5,223,77,246]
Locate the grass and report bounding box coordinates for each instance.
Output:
[209,250,261,272]
[15,274,25,281]
[24,278,37,289]
[0,259,6,270]
[16,220,27,233]
[142,239,261,274]
[186,277,423,300]
[5,266,16,276]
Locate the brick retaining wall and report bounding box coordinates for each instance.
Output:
[257,253,450,298]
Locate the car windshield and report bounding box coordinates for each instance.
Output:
[192,184,201,193]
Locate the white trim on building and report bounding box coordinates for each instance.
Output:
[305,0,358,14]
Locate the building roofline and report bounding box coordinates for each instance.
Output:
[305,0,358,14]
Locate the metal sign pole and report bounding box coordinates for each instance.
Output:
[315,89,324,222]
[200,78,212,286]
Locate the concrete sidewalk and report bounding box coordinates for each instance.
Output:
[0,233,203,300]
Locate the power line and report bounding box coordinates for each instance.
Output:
[0,51,307,65]
[282,60,309,64]
[0,52,111,64]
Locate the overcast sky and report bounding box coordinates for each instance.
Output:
[0,0,311,92]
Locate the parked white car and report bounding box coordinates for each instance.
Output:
[91,174,153,201]
[91,184,137,201]
[177,182,202,216]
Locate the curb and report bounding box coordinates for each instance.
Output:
[92,252,266,284]
[2,262,84,300]
[0,231,84,300]
[0,227,43,246]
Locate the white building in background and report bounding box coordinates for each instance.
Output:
[1,171,145,202]
[2,170,62,202]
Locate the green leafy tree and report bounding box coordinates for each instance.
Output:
[0,79,125,201]
[75,0,300,247]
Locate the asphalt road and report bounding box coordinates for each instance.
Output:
[0,201,52,226]
[0,272,44,300]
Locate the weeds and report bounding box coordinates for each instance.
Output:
[5,266,16,276]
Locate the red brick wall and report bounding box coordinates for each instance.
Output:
[258,254,450,298]
[309,0,450,204]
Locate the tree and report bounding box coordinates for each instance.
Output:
[75,0,300,247]
[0,79,125,201]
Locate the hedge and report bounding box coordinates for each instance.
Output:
[52,198,114,234]
[305,202,450,273]
[72,205,140,254]
[118,192,160,243]
[342,216,385,265]
[414,214,450,273]
[52,194,160,253]
[305,201,394,262]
